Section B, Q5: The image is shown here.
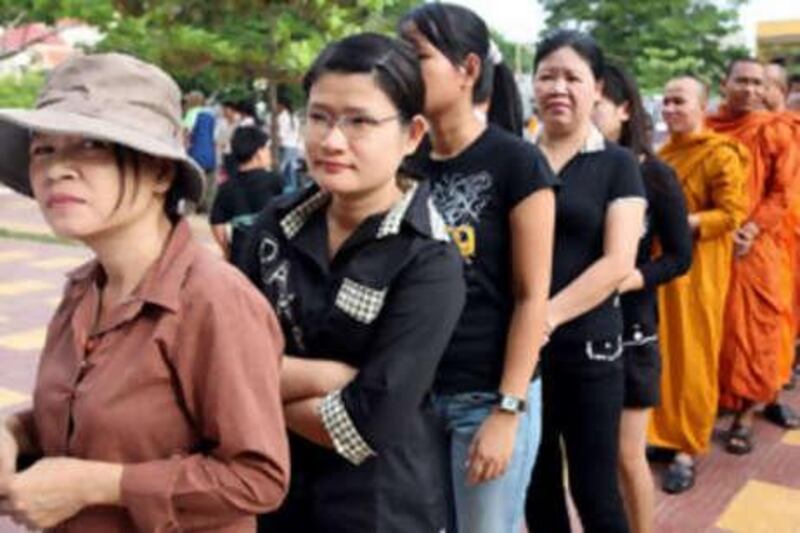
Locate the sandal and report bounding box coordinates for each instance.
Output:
[662,458,695,494]
[725,423,754,455]
[763,403,800,429]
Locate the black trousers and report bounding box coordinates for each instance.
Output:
[525,339,629,533]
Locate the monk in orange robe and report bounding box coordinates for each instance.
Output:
[763,63,800,390]
[708,58,800,454]
[649,76,748,492]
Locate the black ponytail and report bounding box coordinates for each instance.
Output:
[488,62,524,136]
[400,2,523,136]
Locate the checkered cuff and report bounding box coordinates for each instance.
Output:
[319,390,376,465]
[335,278,387,324]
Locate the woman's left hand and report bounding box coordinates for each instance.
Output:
[466,411,519,485]
[0,457,121,530]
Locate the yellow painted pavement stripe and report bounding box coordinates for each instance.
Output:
[0,388,29,409]
[782,430,800,446]
[0,280,53,296]
[30,256,86,270]
[0,250,34,263]
[0,326,47,351]
[0,220,52,234]
[716,480,800,533]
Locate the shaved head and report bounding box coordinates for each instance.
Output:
[788,92,800,112]
[668,75,708,103]
[662,76,707,134]
[763,63,789,111]
[765,64,788,92]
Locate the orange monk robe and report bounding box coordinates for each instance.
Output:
[774,112,800,383]
[648,132,748,454]
[782,112,800,341]
[707,108,800,409]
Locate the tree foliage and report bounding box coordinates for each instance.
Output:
[0,0,418,161]
[0,71,45,107]
[1,0,419,91]
[492,30,534,74]
[541,0,750,92]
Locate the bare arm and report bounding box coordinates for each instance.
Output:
[500,189,556,397]
[210,224,230,259]
[283,398,333,449]
[548,199,645,329]
[468,189,556,485]
[281,356,357,403]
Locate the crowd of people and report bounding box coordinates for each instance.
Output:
[0,3,799,533]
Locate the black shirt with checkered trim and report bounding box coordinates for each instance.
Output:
[236,178,465,531]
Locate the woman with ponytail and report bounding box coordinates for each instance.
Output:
[592,62,692,532]
[400,4,558,531]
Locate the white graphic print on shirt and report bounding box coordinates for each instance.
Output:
[258,234,306,351]
[431,171,493,261]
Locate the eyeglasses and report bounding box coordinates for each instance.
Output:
[302,110,400,141]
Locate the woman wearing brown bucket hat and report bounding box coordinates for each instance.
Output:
[0,53,289,531]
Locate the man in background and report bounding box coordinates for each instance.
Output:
[210,126,283,262]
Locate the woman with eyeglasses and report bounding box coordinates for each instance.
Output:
[399,4,558,532]
[236,33,466,532]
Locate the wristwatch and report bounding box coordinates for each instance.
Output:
[497,393,527,414]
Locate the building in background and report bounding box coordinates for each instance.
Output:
[757,19,800,73]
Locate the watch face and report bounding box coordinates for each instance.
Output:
[500,396,520,411]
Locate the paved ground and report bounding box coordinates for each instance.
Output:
[1,188,799,532]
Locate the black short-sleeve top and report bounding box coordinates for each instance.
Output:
[236,179,466,531]
[405,125,559,394]
[546,125,647,344]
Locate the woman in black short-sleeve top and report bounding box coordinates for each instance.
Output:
[525,31,646,533]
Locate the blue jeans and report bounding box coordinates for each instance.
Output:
[432,379,542,533]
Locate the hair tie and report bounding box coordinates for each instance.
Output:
[488,40,503,65]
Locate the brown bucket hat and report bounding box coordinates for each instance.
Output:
[0,52,205,204]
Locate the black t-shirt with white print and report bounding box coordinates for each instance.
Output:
[406,125,559,394]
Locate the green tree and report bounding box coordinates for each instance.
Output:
[0,71,45,107]
[1,0,419,161]
[541,0,749,92]
[492,30,534,74]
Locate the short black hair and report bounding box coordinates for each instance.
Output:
[231,126,269,165]
[303,32,424,123]
[534,30,605,80]
[724,56,762,79]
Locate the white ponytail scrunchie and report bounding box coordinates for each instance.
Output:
[488,40,503,65]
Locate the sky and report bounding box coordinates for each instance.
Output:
[450,0,800,51]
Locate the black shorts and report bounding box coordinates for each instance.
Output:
[622,337,661,408]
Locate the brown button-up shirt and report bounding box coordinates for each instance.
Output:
[17,219,289,532]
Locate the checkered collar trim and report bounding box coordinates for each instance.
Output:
[534,123,606,154]
[279,180,420,241]
[376,180,419,239]
[279,190,329,239]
